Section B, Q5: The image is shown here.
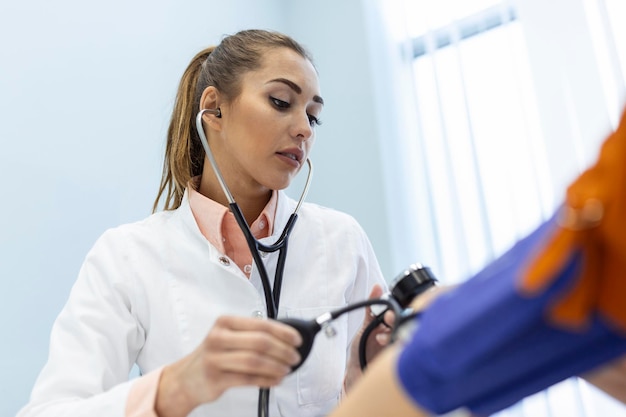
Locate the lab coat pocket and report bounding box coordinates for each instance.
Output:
[284,306,348,406]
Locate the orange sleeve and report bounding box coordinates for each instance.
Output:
[519,106,626,333]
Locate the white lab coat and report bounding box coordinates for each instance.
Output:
[18,190,386,417]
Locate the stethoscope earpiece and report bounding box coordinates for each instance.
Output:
[198,107,222,119]
[204,107,221,118]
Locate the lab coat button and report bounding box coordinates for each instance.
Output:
[253,310,264,318]
[218,256,230,266]
[260,251,268,258]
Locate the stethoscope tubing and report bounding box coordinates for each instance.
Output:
[195,109,313,318]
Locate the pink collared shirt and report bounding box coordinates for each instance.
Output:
[188,178,276,276]
[125,179,277,416]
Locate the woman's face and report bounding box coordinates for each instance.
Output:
[209,47,323,196]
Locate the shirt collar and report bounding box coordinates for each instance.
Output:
[187,176,278,251]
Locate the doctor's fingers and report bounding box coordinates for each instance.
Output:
[364,284,385,318]
[374,310,396,345]
[211,315,302,346]
[204,329,302,367]
[366,309,395,331]
[205,318,302,366]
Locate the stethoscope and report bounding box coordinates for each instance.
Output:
[195,108,313,417]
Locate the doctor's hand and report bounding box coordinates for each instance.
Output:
[155,315,302,417]
[343,284,394,393]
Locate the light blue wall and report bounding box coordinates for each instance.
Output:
[0,1,391,415]
[283,1,392,275]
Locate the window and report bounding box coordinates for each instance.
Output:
[401,0,549,283]
[375,0,626,415]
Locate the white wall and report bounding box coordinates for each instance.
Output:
[0,1,391,415]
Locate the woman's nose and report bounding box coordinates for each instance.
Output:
[292,112,314,141]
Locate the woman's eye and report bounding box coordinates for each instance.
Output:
[270,96,322,127]
[308,114,322,127]
[270,97,290,109]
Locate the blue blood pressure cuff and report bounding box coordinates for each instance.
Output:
[396,218,626,416]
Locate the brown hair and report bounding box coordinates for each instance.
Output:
[153,29,314,212]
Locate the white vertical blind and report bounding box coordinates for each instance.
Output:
[582,0,626,127]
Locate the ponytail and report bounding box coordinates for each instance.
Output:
[152,30,313,212]
[152,46,215,212]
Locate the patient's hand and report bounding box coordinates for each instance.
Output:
[409,284,458,312]
[582,354,626,404]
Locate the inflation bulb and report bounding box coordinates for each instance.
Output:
[277,318,321,372]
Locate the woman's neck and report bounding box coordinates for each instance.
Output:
[198,173,271,226]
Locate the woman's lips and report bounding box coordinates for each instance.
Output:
[276,148,304,167]
[276,151,301,167]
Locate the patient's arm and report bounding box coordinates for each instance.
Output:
[329,347,429,417]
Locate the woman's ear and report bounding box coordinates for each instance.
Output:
[200,86,223,128]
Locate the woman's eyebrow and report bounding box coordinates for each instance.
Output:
[268,78,324,105]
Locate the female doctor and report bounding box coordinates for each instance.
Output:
[17,29,388,417]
